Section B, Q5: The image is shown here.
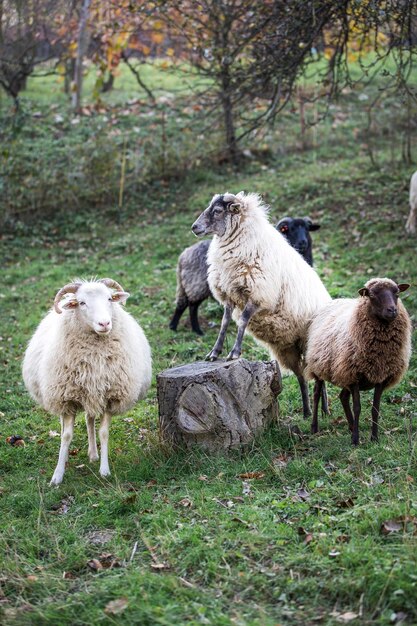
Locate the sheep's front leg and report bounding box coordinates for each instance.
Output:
[320,383,329,415]
[371,383,384,442]
[339,388,353,431]
[50,414,75,486]
[206,302,234,361]
[311,379,323,434]
[99,413,112,477]
[351,383,361,446]
[226,301,259,360]
[85,414,99,462]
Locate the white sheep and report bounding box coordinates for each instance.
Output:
[22,278,152,485]
[191,192,331,417]
[405,170,417,234]
[305,278,412,444]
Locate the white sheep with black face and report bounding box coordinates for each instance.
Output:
[22,278,152,485]
[191,191,331,418]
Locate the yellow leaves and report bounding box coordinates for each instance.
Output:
[152,19,165,30]
[151,32,165,45]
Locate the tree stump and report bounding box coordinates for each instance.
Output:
[157,359,282,451]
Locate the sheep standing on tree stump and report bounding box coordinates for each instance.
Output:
[157,359,281,451]
[191,191,331,418]
[169,215,322,335]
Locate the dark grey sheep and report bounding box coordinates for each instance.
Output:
[169,239,211,335]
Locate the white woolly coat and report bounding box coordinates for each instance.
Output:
[23,305,152,417]
[207,193,331,363]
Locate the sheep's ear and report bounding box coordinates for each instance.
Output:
[397,283,410,293]
[61,298,78,310]
[229,203,241,214]
[308,223,321,231]
[277,217,291,228]
[111,291,130,305]
[358,287,369,297]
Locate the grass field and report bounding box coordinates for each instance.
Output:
[1,63,417,625]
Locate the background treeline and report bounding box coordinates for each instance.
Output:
[0,0,416,229]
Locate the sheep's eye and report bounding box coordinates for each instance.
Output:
[280,226,289,233]
[108,297,113,302]
[213,207,223,215]
[79,301,86,306]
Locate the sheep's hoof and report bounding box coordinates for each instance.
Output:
[89,453,99,462]
[50,474,63,486]
[100,468,111,477]
[226,352,241,361]
[205,351,219,361]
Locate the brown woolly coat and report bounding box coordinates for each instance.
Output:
[305,295,412,390]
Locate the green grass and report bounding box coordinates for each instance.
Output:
[1,67,417,625]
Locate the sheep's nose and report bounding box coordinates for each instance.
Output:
[191,222,205,236]
[385,307,397,319]
[98,321,110,329]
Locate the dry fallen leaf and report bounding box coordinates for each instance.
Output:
[87,553,123,571]
[238,471,265,480]
[329,549,341,557]
[380,516,417,535]
[150,562,170,571]
[49,496,74,515]
[297,488,310,501]
[6,435,25,447]
[179,497,192,507]
[242,480,251,497]
[336,497,355,509]
[86,530,115,546]
[298,527,314,544]
[336,611,359,623]
[104,598,129,615]
[62,571,76,580]
[272,454,291,468]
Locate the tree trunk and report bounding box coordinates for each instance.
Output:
[221,70,239,164]
[157,359,282,452]
[101,72,115,93]
[72,0,91,113]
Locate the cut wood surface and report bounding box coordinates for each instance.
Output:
[157,359,282,451]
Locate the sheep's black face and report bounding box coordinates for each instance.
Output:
[276,218,320,253]
[362,284,403,322]
[192,194,240,238]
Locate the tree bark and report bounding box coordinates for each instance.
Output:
[157,359,282,451]
[221,78,239,164]
[72,0,91,113]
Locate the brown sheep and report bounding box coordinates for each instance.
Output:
[305,278,412,445]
